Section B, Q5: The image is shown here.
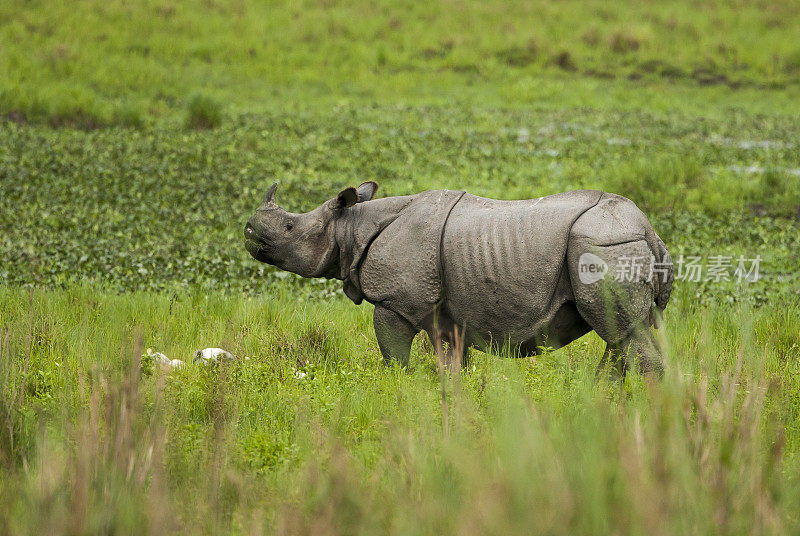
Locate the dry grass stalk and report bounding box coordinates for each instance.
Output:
[1,289,34,466]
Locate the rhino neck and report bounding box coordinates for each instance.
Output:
[334,196,413,304]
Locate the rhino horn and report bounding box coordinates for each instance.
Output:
[264,182,278,204]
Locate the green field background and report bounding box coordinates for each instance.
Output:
[2,0,800,124]
[1,1,800,534]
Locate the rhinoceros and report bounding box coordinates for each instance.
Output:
[244,182,673,376]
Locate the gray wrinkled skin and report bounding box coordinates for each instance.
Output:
[245,182,673,376]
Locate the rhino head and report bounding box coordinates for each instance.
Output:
[244,181,379,278]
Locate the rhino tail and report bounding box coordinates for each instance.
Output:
[647,233,673,329]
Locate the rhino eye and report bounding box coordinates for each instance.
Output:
[285,222,294,231]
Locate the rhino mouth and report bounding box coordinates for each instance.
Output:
[244,237,274,263]
[244,223,275,263]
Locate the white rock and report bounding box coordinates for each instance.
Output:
[146,348,172,366]
[194,347,234,366]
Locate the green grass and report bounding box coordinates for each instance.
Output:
[1,286,799,534]
[3,0,800,533]
[2,0,800,125]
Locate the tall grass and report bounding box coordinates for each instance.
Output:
[0,285,798,534]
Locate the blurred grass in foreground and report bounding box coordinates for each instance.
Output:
[0,286,799,534]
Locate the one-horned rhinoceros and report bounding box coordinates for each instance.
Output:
[244,182,673,376]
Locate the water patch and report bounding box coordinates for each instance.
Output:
[737,140,785,150]
[728,165,800,176]
[537,124,556,136]
[536,122,598,136]
[606,137,632,145]
[712,137,788,150]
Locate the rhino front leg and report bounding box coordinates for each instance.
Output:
[373,306,417,367]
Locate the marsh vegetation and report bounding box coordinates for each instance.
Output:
[1,1,799,533]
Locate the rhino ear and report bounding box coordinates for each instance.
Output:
[264,182,278,204]
[356,181,378,202]
[332,187,359,210]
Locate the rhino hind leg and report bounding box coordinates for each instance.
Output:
[595,344,627,380]
[568,239,665,377]
[615,327,663,377]
[373,306,417,367]
[595,327,663,379]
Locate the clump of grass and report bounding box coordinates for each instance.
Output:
[274,323,341,367]
[114,101,145,129]
[40,86,109,129]
[638,59,686,80]
[782,48,800,76]
[185,93,224,130]
[549,50,577,71]
[582,27,601,46]
[609,31,640,54]
[756,168,800,215]
[496,40,540,68]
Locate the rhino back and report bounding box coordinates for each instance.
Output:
[441,190,603,343]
